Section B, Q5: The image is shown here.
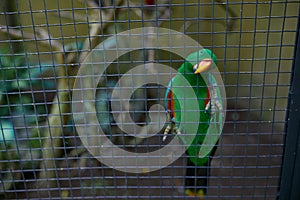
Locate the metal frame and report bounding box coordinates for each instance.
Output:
[279,8,300,200]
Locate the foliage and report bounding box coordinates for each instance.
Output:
[0,49,55,125]
[0,48,56,185]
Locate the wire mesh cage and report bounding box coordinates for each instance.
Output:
[0,0,299,199]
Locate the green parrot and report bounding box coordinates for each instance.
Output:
[163,48,223,197]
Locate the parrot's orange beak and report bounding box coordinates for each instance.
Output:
[193,58,213,74]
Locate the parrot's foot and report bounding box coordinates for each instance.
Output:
[185,189,205,199]
[162,123,181,141]
[205,99,223,114]
[162,124,171,141]
[205,84,223,114]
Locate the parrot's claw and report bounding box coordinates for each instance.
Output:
[173,126,181,135]
[205,84,223,115]
[205,99,223,114]
[162,124,171,141]
[162,122,181,142]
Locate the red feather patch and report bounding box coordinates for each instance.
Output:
[167,89,176,119]
[205,87,210,107]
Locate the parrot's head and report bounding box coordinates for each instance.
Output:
[186,49,218,74]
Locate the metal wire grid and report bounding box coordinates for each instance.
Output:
[0,0,298,199]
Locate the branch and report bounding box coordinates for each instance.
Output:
[0,25,70,188]
[79,0,124,62]
[215,0,238,32]
[179,0,238,33]
[0,26,63,53]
